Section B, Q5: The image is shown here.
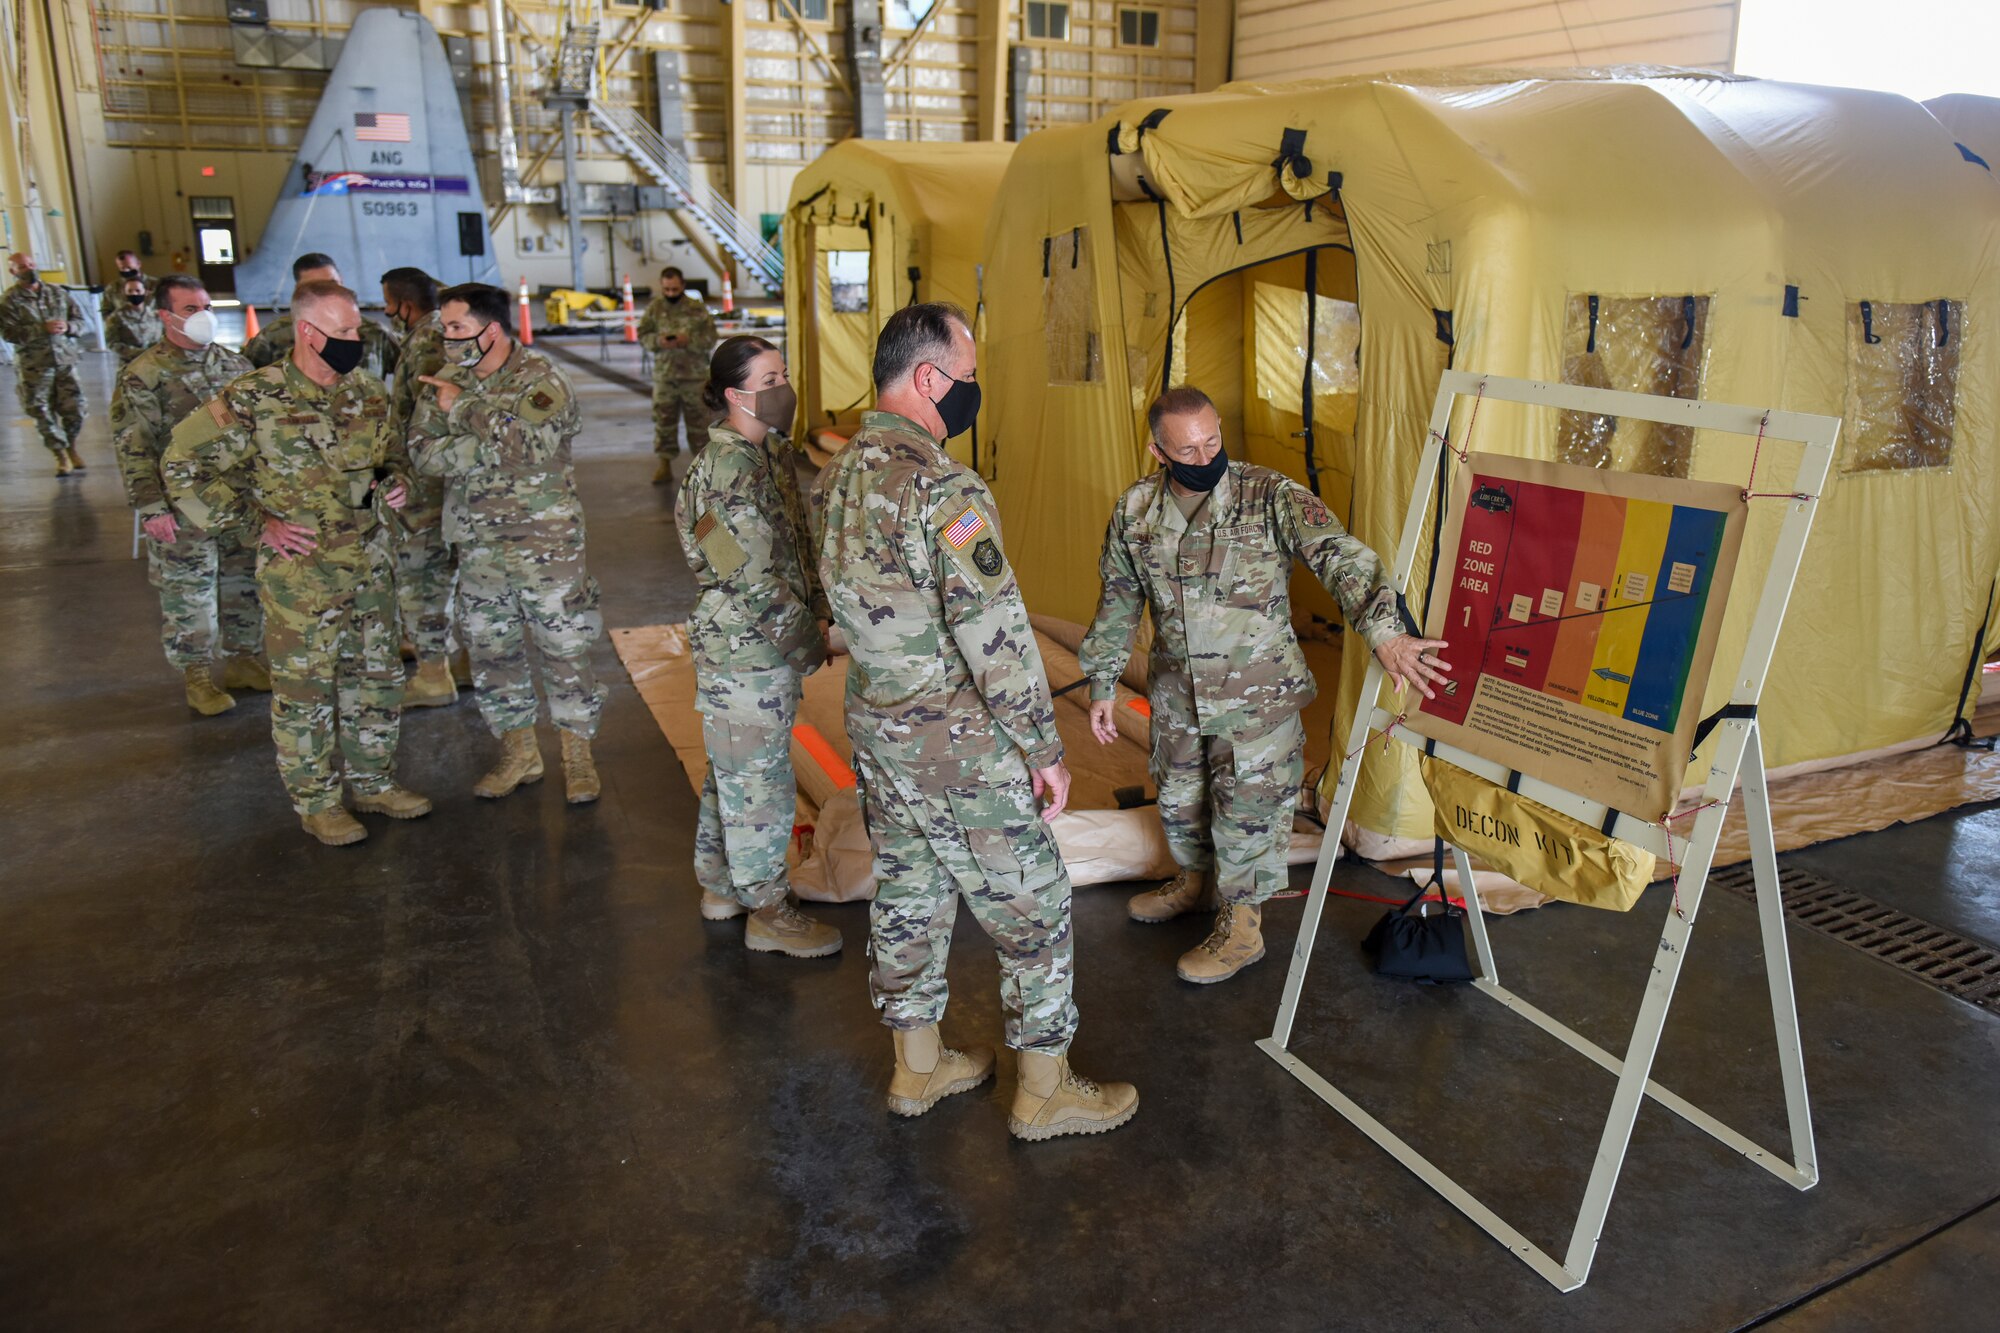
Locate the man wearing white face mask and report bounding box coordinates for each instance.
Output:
[110,274,265,715]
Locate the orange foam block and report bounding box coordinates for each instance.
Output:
[792,723,856,789]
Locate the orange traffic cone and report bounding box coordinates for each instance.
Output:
[620,273,637,343]
[721,272,734,315]
[517,277,533,346]
[243,303,261,339]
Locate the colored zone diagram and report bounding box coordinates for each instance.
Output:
[1424,474,1728,736]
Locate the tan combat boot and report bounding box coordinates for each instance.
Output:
[700,889,748,921]
[1127,867,1216,924]
[350,784,434,819]
[473,727,543,798]
[1008,1050,1139,1141]
[744,898,844,958]
[64,447,84,471]
[401,658,457,708]
[559,730,601,804]
[1176,902,1266,985]
[183,663,236,716]
[221,655,272,692]
[54,450,73,477]
[651,455,672,485]
[887,1025,995,1117]
[301,806,367,846]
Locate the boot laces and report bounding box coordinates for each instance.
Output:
[1200,906,1236,955]
[1063,1067,1102,1098]
[1151,870,1192,901]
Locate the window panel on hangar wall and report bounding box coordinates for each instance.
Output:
[1557,293,1711,479]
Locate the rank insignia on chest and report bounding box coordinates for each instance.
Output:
[943,506,986,549]
[972,536,1004,577]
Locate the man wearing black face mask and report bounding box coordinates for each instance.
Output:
[163,278,432,846]
[1079,385,1452,986]
[99,249,154,318]
[409,282,606,806]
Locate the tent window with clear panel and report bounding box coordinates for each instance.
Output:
[1045,227,1103,384]
[1842,299,1963,474]
[1556,294,1711,478]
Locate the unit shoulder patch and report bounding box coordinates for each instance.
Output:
[695,508,748,580]
[972,536,1004,577]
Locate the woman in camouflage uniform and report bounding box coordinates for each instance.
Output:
[673,336,842,959]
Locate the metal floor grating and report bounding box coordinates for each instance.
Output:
[1709,863,2000,1015]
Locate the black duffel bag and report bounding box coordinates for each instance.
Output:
[1362,838,1476,984]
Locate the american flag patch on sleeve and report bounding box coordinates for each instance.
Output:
[943,506,986,549]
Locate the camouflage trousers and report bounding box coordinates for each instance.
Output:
[652,375,709,456]
[393,519,458,659]
[147,524,263,669]
[457,533,605,738]
[16,362,83,452]
[692,672,802,910]
[851,741,1078,1052]
[259,544,405,815]
[1152,703,1306,906]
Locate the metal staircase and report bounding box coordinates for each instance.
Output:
[586,99,785,294]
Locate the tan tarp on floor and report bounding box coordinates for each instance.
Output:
[614,627,2000,908]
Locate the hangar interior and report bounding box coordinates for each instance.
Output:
[4,1,1999,1328]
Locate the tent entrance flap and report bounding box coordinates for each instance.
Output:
[809,221,875,429]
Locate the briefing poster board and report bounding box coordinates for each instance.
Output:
[1415,453,1748,823]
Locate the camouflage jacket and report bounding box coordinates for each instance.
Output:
[0,280,84,367]
[104,303,163,364]
[99,274,156,317]
[162,360,409,565]
[636,294,716,381]
[812,409,1062,772]
[111,338,254,520]
[1080,462,1402,736]
[390,309,450,531]
[677,423,829,690]
[406,343,585,548]
[246,313,401,381]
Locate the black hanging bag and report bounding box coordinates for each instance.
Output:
[1362,838,1476,984]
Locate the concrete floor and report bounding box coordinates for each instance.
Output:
[3,342,1998,1331]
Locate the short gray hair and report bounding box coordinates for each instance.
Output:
[291,278,358,325]
[1148,385,1216,441]
[872,301,969,391]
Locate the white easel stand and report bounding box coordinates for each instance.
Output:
[1260,371,1836,1292]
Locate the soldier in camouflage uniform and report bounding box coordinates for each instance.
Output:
[99,250,154,317]
[813,302,1137,1139]
[407,282,606,805]
[382,266,460,707]
[1,253,88,475]
[163,279,433,847]
[1080,386,1451,984]
[675,334,841,957]
[245,253,400,380]
[112,273,266,715]
[635,266,716,480]
[104,278,163,365]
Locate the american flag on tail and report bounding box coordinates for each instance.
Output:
[355,112,411,142]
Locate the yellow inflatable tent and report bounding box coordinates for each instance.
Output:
[980,70,2000,843]
[782,138,1016,466]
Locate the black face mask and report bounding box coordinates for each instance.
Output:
[927,368,981,440]
[1165,440,1229,493]
[126,293,147,307]
[317,335,365,375]
[119,267,141,280]
[15,268,36,285]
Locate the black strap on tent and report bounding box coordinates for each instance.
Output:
[1958,142,1991,169]
[1506,770,1523,794]
[1783,284,1801,318]
[1433,309,1455,348]
[879,201,888,216]
[1157,198,1179,391]
[1936,299,1952,348]
[1327,171,1344,202]
[1944,577,1996,748]
[1232,211,1243,245]
[1304,198,1315,223]
[1042,236,1051,279]
[1272,127,1313,180]
[1140,107,1172,132]
[1600,807,1619,836]
[1051,677,1090,699]
[796,184,832,210]
[1861,299,1881,344]
[1071,227,1081,267]
[907,266,920,306]
[1301,249,1322,497]
[1107,125,1124,155]
[1689,703,1758,760]
[1586,294,1600,354]
[1395,592,1421,637]
[1681,295,1698,351]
